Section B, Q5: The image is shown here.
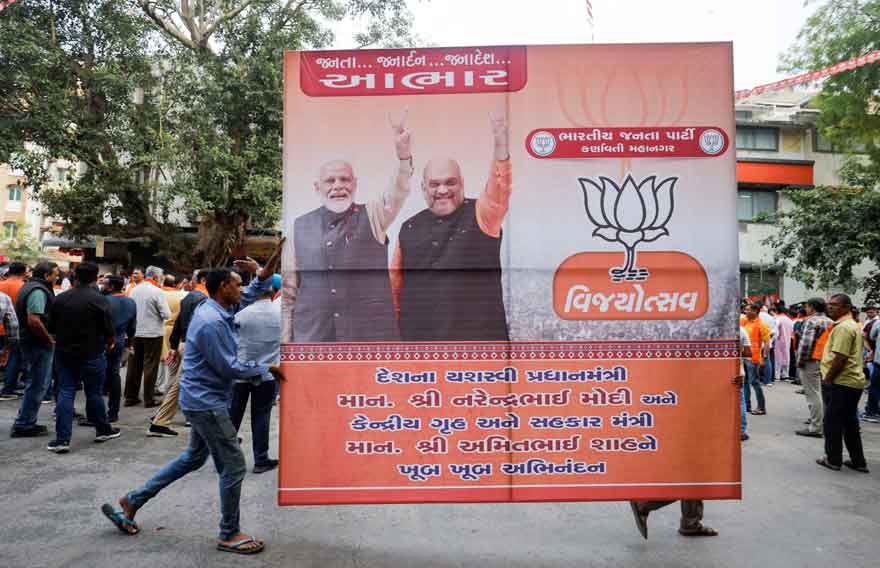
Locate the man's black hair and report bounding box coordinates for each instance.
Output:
[831,293,853,308]
[750,302,763,311]
[194,268,209,283]
[107,275,125,292]
[7,262,26,276]
[205,268,233,296]
[806,297,826,313]
[74,262,99,285]
[32,261,58,280]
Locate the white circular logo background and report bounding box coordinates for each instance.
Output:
[530,131,557,157]
[699,129,726,155]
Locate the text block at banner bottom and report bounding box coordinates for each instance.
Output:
[278,342,741,505]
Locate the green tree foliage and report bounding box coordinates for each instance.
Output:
[767,0,880,303]
[0,0,416,268]
[1,221,44,264]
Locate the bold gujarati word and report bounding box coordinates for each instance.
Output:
[397,463,441,482]
[501,458,607,476]
[337,393,394,409]
[458,434,581,454]
[408,388,442,408]
[446,367,517,383]
[528,415,604,429]
[525,366,627,383]
[375,367,436,384]
[564,283,699,314]
[345,440,401,455]
[579,387,632,406]
[449,463,493,481]
[589,434,658,452]
[450,388,571,408]
[349,413,421,432]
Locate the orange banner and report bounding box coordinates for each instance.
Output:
[281,43,740,505]
[279,343,740,505]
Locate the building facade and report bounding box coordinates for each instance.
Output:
[735,90,868,306]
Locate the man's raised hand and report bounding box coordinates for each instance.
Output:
[489,110,509,161]
[389,108,412,160]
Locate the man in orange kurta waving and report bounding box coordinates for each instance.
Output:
[391,113,512,342]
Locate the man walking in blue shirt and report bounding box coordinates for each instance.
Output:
[102,241,284,555]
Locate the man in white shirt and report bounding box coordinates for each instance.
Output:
[759,306,778,385]
[124,266,172,407]
[228,277,282,473]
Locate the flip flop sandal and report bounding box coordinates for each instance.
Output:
[679,525,718,537]
[217,537,265,555]
[816,457,841,471]
[101,503,140,535]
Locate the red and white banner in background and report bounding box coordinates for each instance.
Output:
[0,0,18,12]
[735,49,880,100]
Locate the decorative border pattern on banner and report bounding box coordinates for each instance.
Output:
[280,340,739,362]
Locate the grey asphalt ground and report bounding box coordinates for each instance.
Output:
[1,380,878,568]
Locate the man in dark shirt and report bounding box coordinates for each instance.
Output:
[149,269,208,437]
[104,276,137,423]
[47,262,120,453]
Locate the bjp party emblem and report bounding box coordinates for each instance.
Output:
[553,174,708,320]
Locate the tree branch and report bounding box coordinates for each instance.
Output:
[270,0,311,34]
[138,1,198,50]
[202,0,257,46]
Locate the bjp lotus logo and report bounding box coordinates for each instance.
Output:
[577,174,677,282]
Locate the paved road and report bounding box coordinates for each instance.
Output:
[1,380,878,568]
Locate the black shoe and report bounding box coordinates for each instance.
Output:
[95,428,122,442]
[0,392,22,401]
[77,418,96,428]
[795,429,823,438]
[123,399,141,407]
[843,460,870,473]
[740,433,749,441]
[147,423,178,437]
[184,421,191,428]
[10,425,49,438]
[108,416,119,424]
[253,459,279,474]
[47,439,70,453]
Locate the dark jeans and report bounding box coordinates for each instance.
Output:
[124,336,163,405]
[105,345,123,421]
[55,351,112,442]
[866,363,880,416]
[126,408,246,541]
[229,380,276,466]
[13,341,55,430]
[2,341,25,394]
[744,360,765,412]
[762,349,774,385]
[823,383,867,467]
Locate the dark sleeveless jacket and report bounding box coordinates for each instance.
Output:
[398,199,509,342]
[14,278,55,345]
[293,203,398,342]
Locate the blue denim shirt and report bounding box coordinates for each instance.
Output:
[106,294,137,348]
[178,276,272,412]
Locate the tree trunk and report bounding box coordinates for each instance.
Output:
[193,212,248,268]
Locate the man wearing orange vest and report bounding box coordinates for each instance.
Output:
[742,303,771,415]
[795,297,833,437]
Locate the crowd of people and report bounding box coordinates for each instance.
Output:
[0,244,285,553]
[738,295,875,472]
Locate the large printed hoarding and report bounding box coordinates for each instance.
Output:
[280,43,740,505]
